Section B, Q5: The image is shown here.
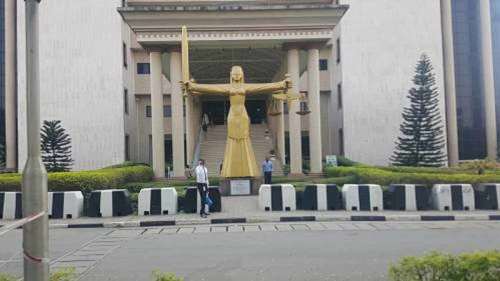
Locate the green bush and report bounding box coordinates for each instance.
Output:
[337,156,361,167]
[0,164,153,192]
[123,183,186,196]
[0,273,16,281]
[50,267,76,281]
[152,271,184,281]
[325,166,500,186]
[0,268,76,281]
[380,166,470,175]
[389,251,500,281]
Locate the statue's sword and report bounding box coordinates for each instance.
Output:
[181,26,190,96]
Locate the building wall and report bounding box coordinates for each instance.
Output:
[123,25,136,163]
[17,0,126,171]
[0,1,5,147]
[339,0,447,165]
[329,24,344,157]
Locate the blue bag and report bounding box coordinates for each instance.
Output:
[206,194,213,207]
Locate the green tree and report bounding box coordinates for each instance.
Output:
[391,54,446,167]
[41,120,73,172]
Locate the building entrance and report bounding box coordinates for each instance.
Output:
[201,99,267,125]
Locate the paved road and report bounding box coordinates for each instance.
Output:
[1,221,500,281]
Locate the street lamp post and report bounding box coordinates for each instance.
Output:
[22,0,49,280]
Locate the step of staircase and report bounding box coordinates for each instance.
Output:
[199,124,283,176]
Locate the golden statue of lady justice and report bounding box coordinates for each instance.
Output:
[181,27,295,178]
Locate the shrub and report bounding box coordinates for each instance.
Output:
[0,274,16,281]
[50,267,76,281]
[389,251,500,281]
[102,161,145,169]
[337,156,361,167]
[152,271,184,281]
[380,166,469,175]
[0,268,76,281]
[325,166,500,186]
[0,164,153,192]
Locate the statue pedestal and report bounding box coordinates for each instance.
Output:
[220,177,262,196]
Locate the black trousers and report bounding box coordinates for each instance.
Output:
[197,183,208,214]
[264,171,272,184]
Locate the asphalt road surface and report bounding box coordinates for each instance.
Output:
[1,221,500,281]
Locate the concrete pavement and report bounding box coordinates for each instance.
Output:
[1,221,500,280]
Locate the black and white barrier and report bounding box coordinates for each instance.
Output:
[475,184,500,210]
[183,186,221,214]
[87,189,133,217]
[259,184,296,211]
[431,184,475,211]
[387,184,432,211]
[138,188,178,216]
[302,184,342,211]
[48,191,84,219]
[0,192,22,219]
[342,184,383,211]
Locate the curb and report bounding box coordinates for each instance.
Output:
[39,214,500,229]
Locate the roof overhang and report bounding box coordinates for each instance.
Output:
[119,0,348,48]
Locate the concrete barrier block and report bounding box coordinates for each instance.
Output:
[88,189,133,217]
[431,184,475,211]
[387,184,431,211]
[258,184,296,211]
[303,184,342,211]
[475,184,500,210]
[138,188,178,216]
[0,192,22,219]
[183,186,221,214]
[48,191,84,219]
[342,184,383,211]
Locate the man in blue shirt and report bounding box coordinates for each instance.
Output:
[262,157,273,184]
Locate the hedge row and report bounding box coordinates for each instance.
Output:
[325,166,500,186]
[389,251,500,281]
[0,165,154,192]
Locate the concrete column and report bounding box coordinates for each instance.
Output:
[440,0,460,166]
[307,48,323,174]
[150,51,165,178]
[5,0,17,171]
[286,48,303,175]
[479,0,497,160]
[170,50,186,178]
[277,101,286,164]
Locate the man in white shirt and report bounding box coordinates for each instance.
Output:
[195,159,210,218]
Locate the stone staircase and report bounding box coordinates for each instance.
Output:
[199,123,284,176]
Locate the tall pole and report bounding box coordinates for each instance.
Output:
[22,1,49,281]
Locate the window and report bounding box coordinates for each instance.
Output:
[137,63,150,75]
[337,83,343,109]
[125,135,130,161]
[336,38,341,64]
[124,88,129,114]
[319,59,328,71]
[163,105,172,117]
[122,42,128,68]
[284,102,289,115]
[339,128,344,156]
[146,105,172,117]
